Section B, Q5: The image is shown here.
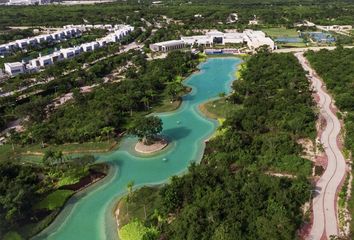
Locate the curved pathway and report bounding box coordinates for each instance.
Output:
[295,52,347,239]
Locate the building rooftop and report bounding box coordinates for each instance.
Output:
[5,62,24,68]
[152,40,184,47]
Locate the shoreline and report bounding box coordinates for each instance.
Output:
[135,139,168,154]
[24,164,109,239]
[114,57,241,235]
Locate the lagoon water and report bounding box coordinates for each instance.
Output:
[34,57,241,240]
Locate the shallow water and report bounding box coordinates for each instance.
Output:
[33,57,241,240]
[275,37,303,43]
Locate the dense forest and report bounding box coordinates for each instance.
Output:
[306,47,354,237]
[119,51,316,240]
[1,1,354,29]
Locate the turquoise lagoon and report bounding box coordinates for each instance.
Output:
[34,57,242,240]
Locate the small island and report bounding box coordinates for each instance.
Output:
[129,116,168,154]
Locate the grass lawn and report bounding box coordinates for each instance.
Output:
[117,186,161,228]
[199,97,242,120]
[278,42,308,48]
[152,97,182,113]
[262,27,299,38]
[0,140,117,162]
[34,189,74,211]
[3,231,23,240]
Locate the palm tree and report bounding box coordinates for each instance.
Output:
[100,127,115,140]
[141,96,150,110]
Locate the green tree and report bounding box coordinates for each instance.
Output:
[129,116,163,144]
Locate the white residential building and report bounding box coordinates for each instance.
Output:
[27,38,38,45]
[60,48,76,59]
[0,45,7,55]
[38,55,54,67]
[2,24,134,76]
[16,39,29,49]
[81,42,98,52]
[4,62,25,76]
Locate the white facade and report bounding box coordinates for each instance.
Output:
[4,62,25,76]
[38,55,54,67]
[0,45,7,55]
[2,24,134,76]
[152,29,274,52]
[0,28,80,56]
[16,39,28,49]
[81,42,97,52]
[150,40,185,52]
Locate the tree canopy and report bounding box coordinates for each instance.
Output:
[129,116,163,144]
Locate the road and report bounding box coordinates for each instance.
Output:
[274,45,354,53]
[295,52,347,239]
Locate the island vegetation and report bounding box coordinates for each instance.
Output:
[116,50,316,240]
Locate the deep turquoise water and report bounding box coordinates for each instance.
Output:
[34,57,241,240]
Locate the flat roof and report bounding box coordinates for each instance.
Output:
[5,62,23,68]
[152,40,184,47]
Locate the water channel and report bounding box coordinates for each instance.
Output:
[34,57,242,240]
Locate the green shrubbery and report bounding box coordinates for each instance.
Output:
[119,52,315,239]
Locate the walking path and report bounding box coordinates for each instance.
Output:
[295,52,347,239]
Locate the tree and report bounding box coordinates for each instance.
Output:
[129,116,163,144]
[166,82,184,101]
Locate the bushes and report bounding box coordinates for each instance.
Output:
[119,220,158,240]
[120,52,314,240]
[34,190,74,211]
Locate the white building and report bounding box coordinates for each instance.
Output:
[38,55,54,67]
[227,13,238,24]
[27,38,38,46]
[150,40,185,52]
[60,48,76,59]
[151,29,274,52]
[80,42,98,52]
[2,24,134,76]
[243,30,274,50]
[16,39,29,49]
[4,62,25,76]
[0,45,7,55]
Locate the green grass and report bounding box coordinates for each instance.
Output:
[262,27,299,38]
[118,187,161,227]
[278,42,308,48]
[199,97,242,120]
[0,140,116,162]
[118,220,158,240]
[56,175,83,187]
[152,97,182,113]
[3,231,23,240]
[34,190,74,211]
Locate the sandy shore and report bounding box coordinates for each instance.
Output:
[135,139,168,154]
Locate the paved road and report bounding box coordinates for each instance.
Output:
[275,45,354,53]
[295,52,347,239]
